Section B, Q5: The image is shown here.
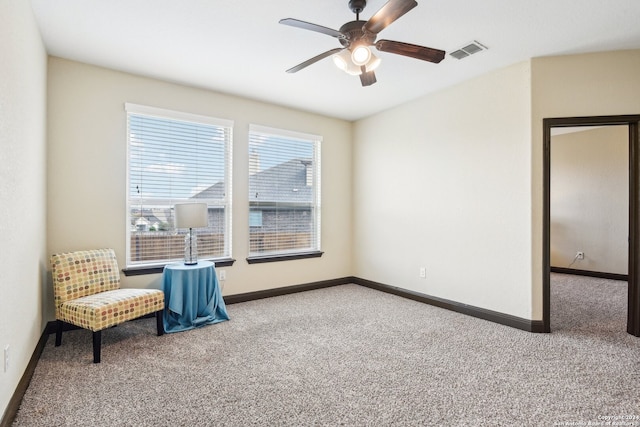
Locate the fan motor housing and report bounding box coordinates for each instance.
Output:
[339,20,376,47]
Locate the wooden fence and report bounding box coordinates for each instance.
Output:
[131,231,313,262]
[249,232,312,254]
[130,232,225,263]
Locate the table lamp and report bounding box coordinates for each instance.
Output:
[175,202,208,265]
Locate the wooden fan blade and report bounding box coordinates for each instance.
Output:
[279,18,344,39]
[286,48,344,73]
[359,66,377,87]
[363,0,418,35]
[375,39,445,63]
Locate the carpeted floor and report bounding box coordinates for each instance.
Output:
[12,274,640,426]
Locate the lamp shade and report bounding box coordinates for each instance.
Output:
[175,203,208,229]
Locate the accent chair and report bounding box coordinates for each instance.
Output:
[50,248,165,363]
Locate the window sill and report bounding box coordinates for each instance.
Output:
[123,258,236,276]
[246,251,323,264]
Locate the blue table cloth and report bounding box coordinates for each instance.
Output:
[162,261,229,333]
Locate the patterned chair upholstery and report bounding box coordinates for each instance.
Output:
[51,249,165,363]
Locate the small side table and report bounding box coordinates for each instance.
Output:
[162,261,229,333]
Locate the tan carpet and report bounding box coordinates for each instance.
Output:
[13,275,640,426]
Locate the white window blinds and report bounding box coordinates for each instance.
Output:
[126,103,233,267]
[248,124,321,257]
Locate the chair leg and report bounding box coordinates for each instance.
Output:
[55,320,63,347]
[156,310,164,336]
[92,330,101,364]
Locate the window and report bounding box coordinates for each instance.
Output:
[126,103,233,268]
[248,124,321,259]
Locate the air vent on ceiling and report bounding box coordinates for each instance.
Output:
[449,40,488,60]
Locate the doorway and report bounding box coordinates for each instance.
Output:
[543,115,640,336]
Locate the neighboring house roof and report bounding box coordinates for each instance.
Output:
[130,209,165,226]
[194,158,313,204]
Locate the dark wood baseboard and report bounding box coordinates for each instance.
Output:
[0,330,49,427]
[222,276,544,332]
[352,277,546,333]
[550,267,628,282]
[223,277,353,304]
[41,276,547,335]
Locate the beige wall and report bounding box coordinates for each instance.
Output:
[46,57,353,321]
[353,61,534,319]
[531,49,640,318]
[352,50,640,322]
[0,0,48,418]
[551,126,628,275]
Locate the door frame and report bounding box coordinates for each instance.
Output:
[543,114,640,336]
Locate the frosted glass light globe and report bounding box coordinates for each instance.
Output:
[351,45,371,66]
[333,54,348,71]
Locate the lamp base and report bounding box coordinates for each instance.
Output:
[184,228,198,265]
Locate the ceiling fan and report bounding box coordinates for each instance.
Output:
[280,0,445,87]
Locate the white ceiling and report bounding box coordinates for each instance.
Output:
[30,0,640,121]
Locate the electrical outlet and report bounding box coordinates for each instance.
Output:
[577,251,584,260]
[4,345,9,373]
[419,267,426,279]
[219,270,226,281]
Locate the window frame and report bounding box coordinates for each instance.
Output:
[124,103,234,272]
[246,124,322,263]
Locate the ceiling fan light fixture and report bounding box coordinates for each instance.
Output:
[344,62,363,76]
[332,52,349,71]
[365,53,381,72]
[333,49,363,75]
[280,0,445,86]
[351,45,371,66]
